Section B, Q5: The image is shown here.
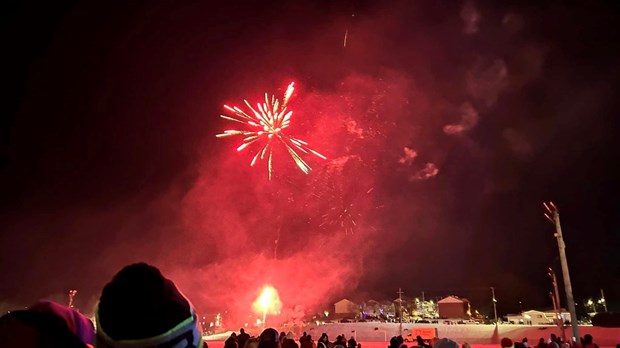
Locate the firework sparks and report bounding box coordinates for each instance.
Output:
[252,285,282,328]
[320,203,358,235]
[216,82,326,179]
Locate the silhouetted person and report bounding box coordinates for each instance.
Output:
[300,332,308,344]
[583,334,599,348]
[434,338,459,348]
[259,328,281,348]
[225,332,239,348]
[95,262,203,348]
[348,336,357,348]
[283,339,300,348]
[301,334,315,348]
[548,334,559,348]
[318,333,329,348]
[390,336,400,348]
[335,335,345,348]
[417,336,432,348]
[238,328,250,348]
[522,338,529,348]
[0,305,92,348]
[536,338,546,348]
[501,337,514,348]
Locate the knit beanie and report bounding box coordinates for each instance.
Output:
[95,263,202,348]
[30,299,95,346]
[0,309,88,348]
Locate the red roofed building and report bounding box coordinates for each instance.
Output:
[438,296,470,319]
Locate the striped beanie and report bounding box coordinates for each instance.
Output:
[95,263,202,348]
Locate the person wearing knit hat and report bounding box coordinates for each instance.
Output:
[30,299,95,346]
[0,304,92,348]
[95,262,202,348]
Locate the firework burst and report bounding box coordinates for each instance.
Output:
[216,82,326,179]
[320,203,359,235]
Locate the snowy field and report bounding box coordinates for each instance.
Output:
[205,323,620,348]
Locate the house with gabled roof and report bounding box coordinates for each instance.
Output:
[437,296,470,319]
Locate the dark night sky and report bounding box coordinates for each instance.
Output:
[1,0,619,321]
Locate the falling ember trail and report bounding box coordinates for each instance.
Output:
[252,285,282,328]
[216,82,326,180]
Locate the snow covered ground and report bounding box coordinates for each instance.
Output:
[205,323,620,347]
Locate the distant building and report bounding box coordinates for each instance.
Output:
[362,299,381,318]
[506,313,526,324]
[506,309,572,325]
[543,309,571,324]
[438,296,470,319]
[334,299,359,319]
[523,310,551,325]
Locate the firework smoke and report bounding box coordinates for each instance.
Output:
[3,0,617,323]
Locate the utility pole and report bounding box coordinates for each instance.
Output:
[68,289,77,308]
[490,287,498,325]
[548,268,566,342]
[600,289,608,313]
[397,288,404,336]
[544,202,579,342]
[421,291,426,318]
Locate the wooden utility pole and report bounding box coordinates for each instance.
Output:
[544,202,579,342]
[548,267,566,342]
[600,289,608,313]
[491,287,498,325]
[397,288,404,336]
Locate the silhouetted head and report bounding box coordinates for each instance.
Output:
[435,338,459,348]
[283,338,300,348]
[501,337,514,348]
[95,262,202,348]
[259,328,280,348]
[0,309,88,348]
[28,300,94,345]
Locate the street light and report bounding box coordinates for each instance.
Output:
[586,299,596,315]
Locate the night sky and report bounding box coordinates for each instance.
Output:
[1,1,619,322]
